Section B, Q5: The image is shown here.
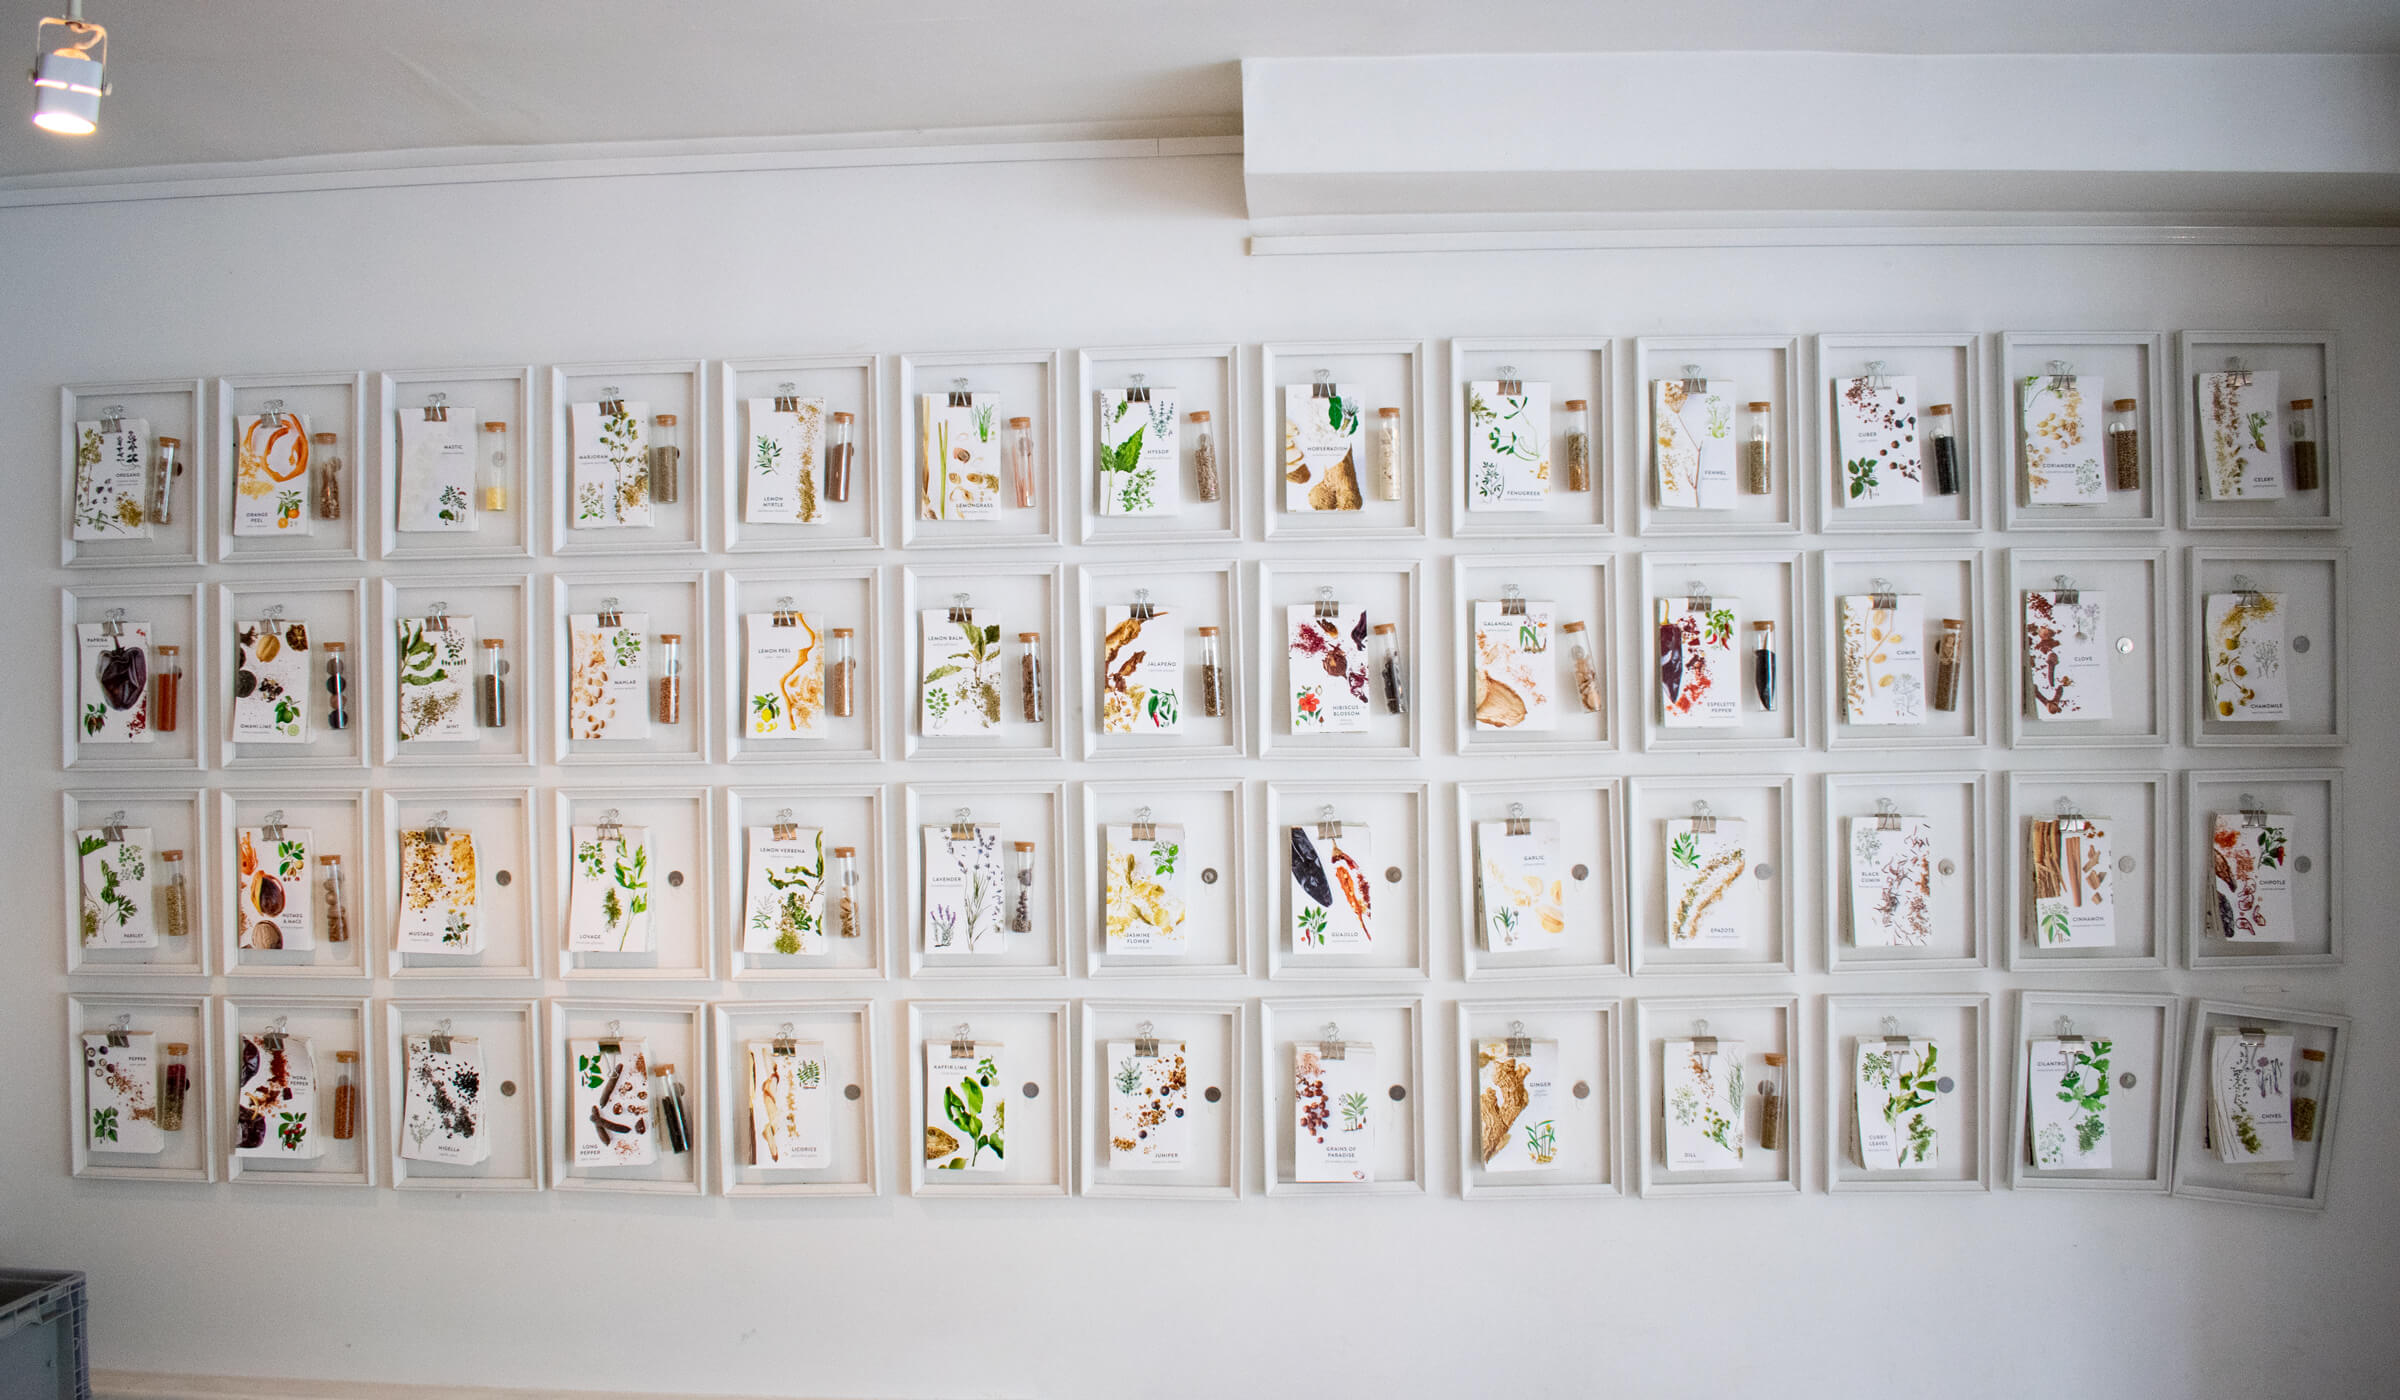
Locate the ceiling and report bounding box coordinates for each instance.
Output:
[5,0,2398,180]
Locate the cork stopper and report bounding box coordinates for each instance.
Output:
[159,849,183,861]
[1751,620,1775,632]
[1563,399,1588,411]
[156,436,180,448]
[1198,625,1220,636]
[1017,631,1040,643]
[1371,622,1397,635]
[831,410,854,423]
[322,641,344,652]
[1013,841,1036,851]
[2290,398,2315,410]
[1763,1052,1786,1068]
[1927,403,1954,416]
[1747,402,1772,413]
[2301,1048,2328,1062]
[1561,620,1587,634]
[335,1050,358,1064]
[482,637,505,648]
[1376,406,1400,418]
[1008,416,1032,428]
[1187,410,1211,422]
[655,1063,675,1075]
[165,1043,188,1055]
[318,854,341,866]
[484,421,508,432]
[829,627,854,638]
[653,414,677,426]
[658,633,681,643]
[311,432,337,445]
[2111,399,2137,412]
[832,845,857,857]
[157,645,179,655]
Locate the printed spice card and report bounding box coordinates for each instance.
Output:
[232,410,311,536]
[73,414,151,540]
[570,399,652,528]
[77,825,156,949]
[1288,823,1373,954]
[926,1043,1006,1172]
[1104,822,1188,955]
[746,1040,829,1167]
[235,825,313,950]
[2022,591,2110,721]
[1287,603,1371,733]
[919,393,1001,521]
[1101,605,1184,734]
[1472,599,1555,731]
[2197,369,2284,501]
[1663,1038,1744,1171]
[2209,1028,2295,1165]
[568,612,650,741]
[395,616,475,742]
[920,610,1002,736]
[1476,1038,1559,1172]
[1847,816,1932,948]
[1474,819,1564,952]
[231,620,310,743]
[400,1032,487,1164]
[744,395,826,524]
[2020,374,2107,504]
[2205,592,2288,722]
[570,1038,657,1167]
[394,828,479,955]
[76,621,152,744]
[1855,1039,1940,1170]
[1295,1043,1376,1183]
[2209,813,2293,943]
[1839,593,1927,726]
[1656,596,1739,727]
[923,824,1004,955]
[1833,373,1923,507]
[2029,818,2115,947]
[743,824,826,956]
[396,408,475,532]
[1283,383,1365,512]
[2027,1037,2113,1170]
[1107,1041,1189,1169]
[1652,378,1736,510]
[744,612,826,739]
[83,1031,165,1155]
[566,825,653,954]
[1097,390,1181,516]
[234,1032,321,1160]
[1665,818,1746,948]
[1465,380,1551,512]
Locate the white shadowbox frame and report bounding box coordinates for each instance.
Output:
[897,349,1063,549]
[1817,548,1989,751]
[383,997,543,1191]
[216,787,370,980]
[1455,997,1625,1200]
[719,566,884,763]
[62,378,207,569]
[1626,774,1796,976]
[2183,768,2342,970]
[719,353,885,552]
[1078,999,1245,1200]
[1449,336,1616,538]
[219,995,373,1186]
[1455,777,1626,980]
[709,999,884,1198]
[2004,546,2172,749]
[545,997,707,1196]
[1995,332,2170,531]
[548,359,708,556]
[2003,770,2172,972]
[1452,553,1621,755]
[2187,546,2347,748]
[1822,992,1991,1194]
[1255,560,1424,760]
[548,571,711,766]
[1263,780,1430,982]
[1258,340,1429,542]
[377,786,539,980]
[1078,777,1248,979]
[905,999,1070,1197]
[1074,344,1243,544]
[2007,990,2179,1193]
[1634,995,1800,1197]
[1074,560,1245,761]
[1259,995,1426,1196]
[214,371,368,564]
[61,581,206,772]
[1637,550,1806,752]
[376,575,536,768]
[2174,330,2340,530]
[902,781,1066,979]
[375,365,536,561]
[551,787,716,982]
[1813,332,1985,534]
[214,577,369,771]
[62,787,208,977]
[2172,999,2350,1211]
[1632,335,1802,536]
[722,784,887,982]
[67,992,216,1182]
[1820,770,1989,973]
[899,562,1066,762]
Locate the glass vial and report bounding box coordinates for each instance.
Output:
[826,627,856,719]
[322,642,349,731]
[330,1050,358,1140]
[2293,1047,2328,1142]
[478,420,510,512]
[152,645,182,734]
[1373,406,1402,501]
[653,1063,690,1154]
[1198,625,1225,718]
[1927,403,1960,497]
[1758,1052,1786,1151]
[477,638,509,729]
[148,436,181,526]
[1562,620,1602,714]
[1931,618,1965,713]
[1189,410,1220,503]
[311,431,343,521]
[1010,841,1036,934]
[831,845,861,938]
[1744,403,1773,495]
[157,849,189,942]
[2289,399,2320,491]
[654,634,682,725]
[1751,621,1779,711]
[1019,632,1044,723]
[1561,399,1591,493]
[158,1042,190,1132]
[1007,416,1037,509]
[824,411,855,504]
[318,854,348,944]
[648,413,681,506]
[1371,622,1406,715]
[2107,398,2140,492]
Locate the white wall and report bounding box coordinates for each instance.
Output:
[5,150,2397,1398]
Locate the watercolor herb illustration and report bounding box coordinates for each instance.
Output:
[920,609,1003,736]
[2208,1028,2295,1165]
[395,828,479,954]
[1847,816,1933,948]
[72,415,151,540]
[1295,1043,1376,1182]
[1856,1040,1940,1170]
[2028,817,2114,948]
[400,1032,486,1163]
[568,612,650,741]
[2022,591,2110,721]
[2029,1037,2113,1169]
[569,1037,656,1167]
[2208,812,2293,943]
[1475,818,1564,951]
[1664,1038,1744,1171]
[1476,1038,1559,1172]
[235,1031,322,1160]
[744,824,827,956]
[82,1031,164,1155]
[919,393,1001,521]
[1472,598,1555,731]
[1656,596,1739,727]
[1282,382,1364,512]
[2020,374,2107,504]
[566,824,653,954]
[744,610,826,739]
[746,1039,828,1167]
[77,826,155,949]
[76,620,154,745]
[743,394,825,524]
[1833,373,1922,506]
[1107,1041,1189,1168]
[1098,389,1181,516]
[1465,380,1551,512]
[396,615,475,742]
[2204,591,2288,722]
[1289,823,1373,953]
[1101,603,1184,734]
[2197,370,2284,501]
[235,824,314,951]
[1104,821,1189,954]
[1287,603,1372,732]
[1839,594,1926,726]
[1665,817,1747,947]
[396,407,478,533]
[1653,377,1736,510]
[927,1043,1006,1172]
[923,823,1004,954]
[231,619,311,743]
[571,399,652,528]
[232,410,312,536]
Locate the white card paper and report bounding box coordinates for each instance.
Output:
[396,409,477,532]
[76,621,153,744]
[569,399,652,528]
[570,1037,657,1166]
[1476,1038,1559,1171]
[566,824,653,953]
[72,416,152,540]
[2030,817,2116,948]
[400,1032,488,1164]
[1656,596,1739,727]
[746,1040,829,1167]
[2022,591,2110,721]
[1652,378,1737,510]
[2020,373,2107,504]
[76,825,157,949]
[744,611,827,739]
[567,612,650,741]
[1664,818,1746,948]
[1100,604,1184,734]
[395,616,476,743]
[1287,603,1371,733]
[1465,380,1552,512]
[2197,369,2284,501]
[1663,1038,1744,1171]
[1833,373,1923,507]
[926,1043,1006,1172]
[1283,382,1365,512]
[920,610,1002,736]
[2208,813,2294,943]
[919,393,1001,520]
[1097,389,1181,516]
[232,411,312,536]
[744,395,827,523]
[1855,1038,1940,1170]
[2209,1028,2295,1164]
[1839,593,1926,726]
[1288,823,1373,953]
[1471,599,1555,731]
[1474,819,1564,951]
[394,828,479,955]
[234,1032,322,1160]
[230,620,311,743]
[1294,1042,1376,1182]
[1847,816,1933,948]
[922,824,1005,954]
[2027,1036,2113,1170]
[743,824,827,956]
[1107,1040,1190,1169]
[2204,592,2288,722]
[83,1030,165,1155]
[235,825,313,951]
[1104,822,1188,955]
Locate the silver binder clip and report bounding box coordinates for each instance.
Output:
[1314,585,1340,622]
[1316,805,1343,844]
[2224,356,2254,389]
[423,392,449,423]
[101,809,127,843]
[2046,359,2077,393]
[2051,574,2079,607]
[1498,365,1524,398]
[1500,583,1526,618]
[1506,1020,1534,1058]
[596,596,623,630]
[1311,369,1335,400]
[2053,1015,2083,1045]
[1690,800,1718,836]
[420,810,450,846]
[106,1013,132,1048]
[598,387,625,416]
[2231,574,2266,608]
[1131,806,1157,843]
[1881,1014,1913,1051]
[260,809,288,844]
[424,601,451,633]
[772,808,800,842]
[428,1018,454,1055]
[99,403,126,433]
[257,603,285,642]
[949,807,977,842]
[262,1015,290,1053]
[1124,373,1151,405]
[595,808,624,845]
[598,1019,623,1056]
[774,383,802,415]
[1870,577,1898,613]
[1505,802,1533,839]
[950,1023,977,1058]
[1876,798,1903,833]
[1691,1018,1718,1057]
[100,607,126,640]
[948,592,973,626]
[1317,1023,1347,1060]
[1134,1021,1161,1059]
[1863,360,1891,392]
[1686,581,1713,615]
[774,1022,798,1056]
[1129,588,1157,623]
[1680,362,1707,396]
[948,378,974,410]
[2238,794,2269,828]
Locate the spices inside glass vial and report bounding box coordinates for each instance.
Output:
[831,845,860,938]
[648,413,681,506]
[157,849,189,942]
[1927,403,1960,497]
[158,1042,190,1132]
[2292,1047,2328,1142]
[1198,625,1225,718]
[148,436,181,526]
[477,638,509,729]
[152,645,182,734]
[318,854,348,944]
[1930,618,1965,713]
[2288,399,2320,491]
[1562,620,1602,714]
[1373,406,1402,501]
[1371,622,1406,715]
[1751,621,1779,712]
[330,1050,358,1140]
[823,411,855,504]
[478,420,510,512]
[2106,398,2140,492]
[322,642,348,731]
[653,1063,690,1154]
[654,633,682,724]
[1188,410,1220,503]
[1562,399,1591,493]
[1744,403,1773,495]
[1009,841,1036,934]
[826,627,856,719]
[1019,632,1044,723]
[1007,416,1037,509]
[1758,1052,1786,1151]
[311,431,343,521]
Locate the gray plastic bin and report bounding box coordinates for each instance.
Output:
[0,1269,89,1400]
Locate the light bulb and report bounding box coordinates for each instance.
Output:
[30,16,105,136]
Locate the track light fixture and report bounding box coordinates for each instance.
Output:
[30,0,107,135]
